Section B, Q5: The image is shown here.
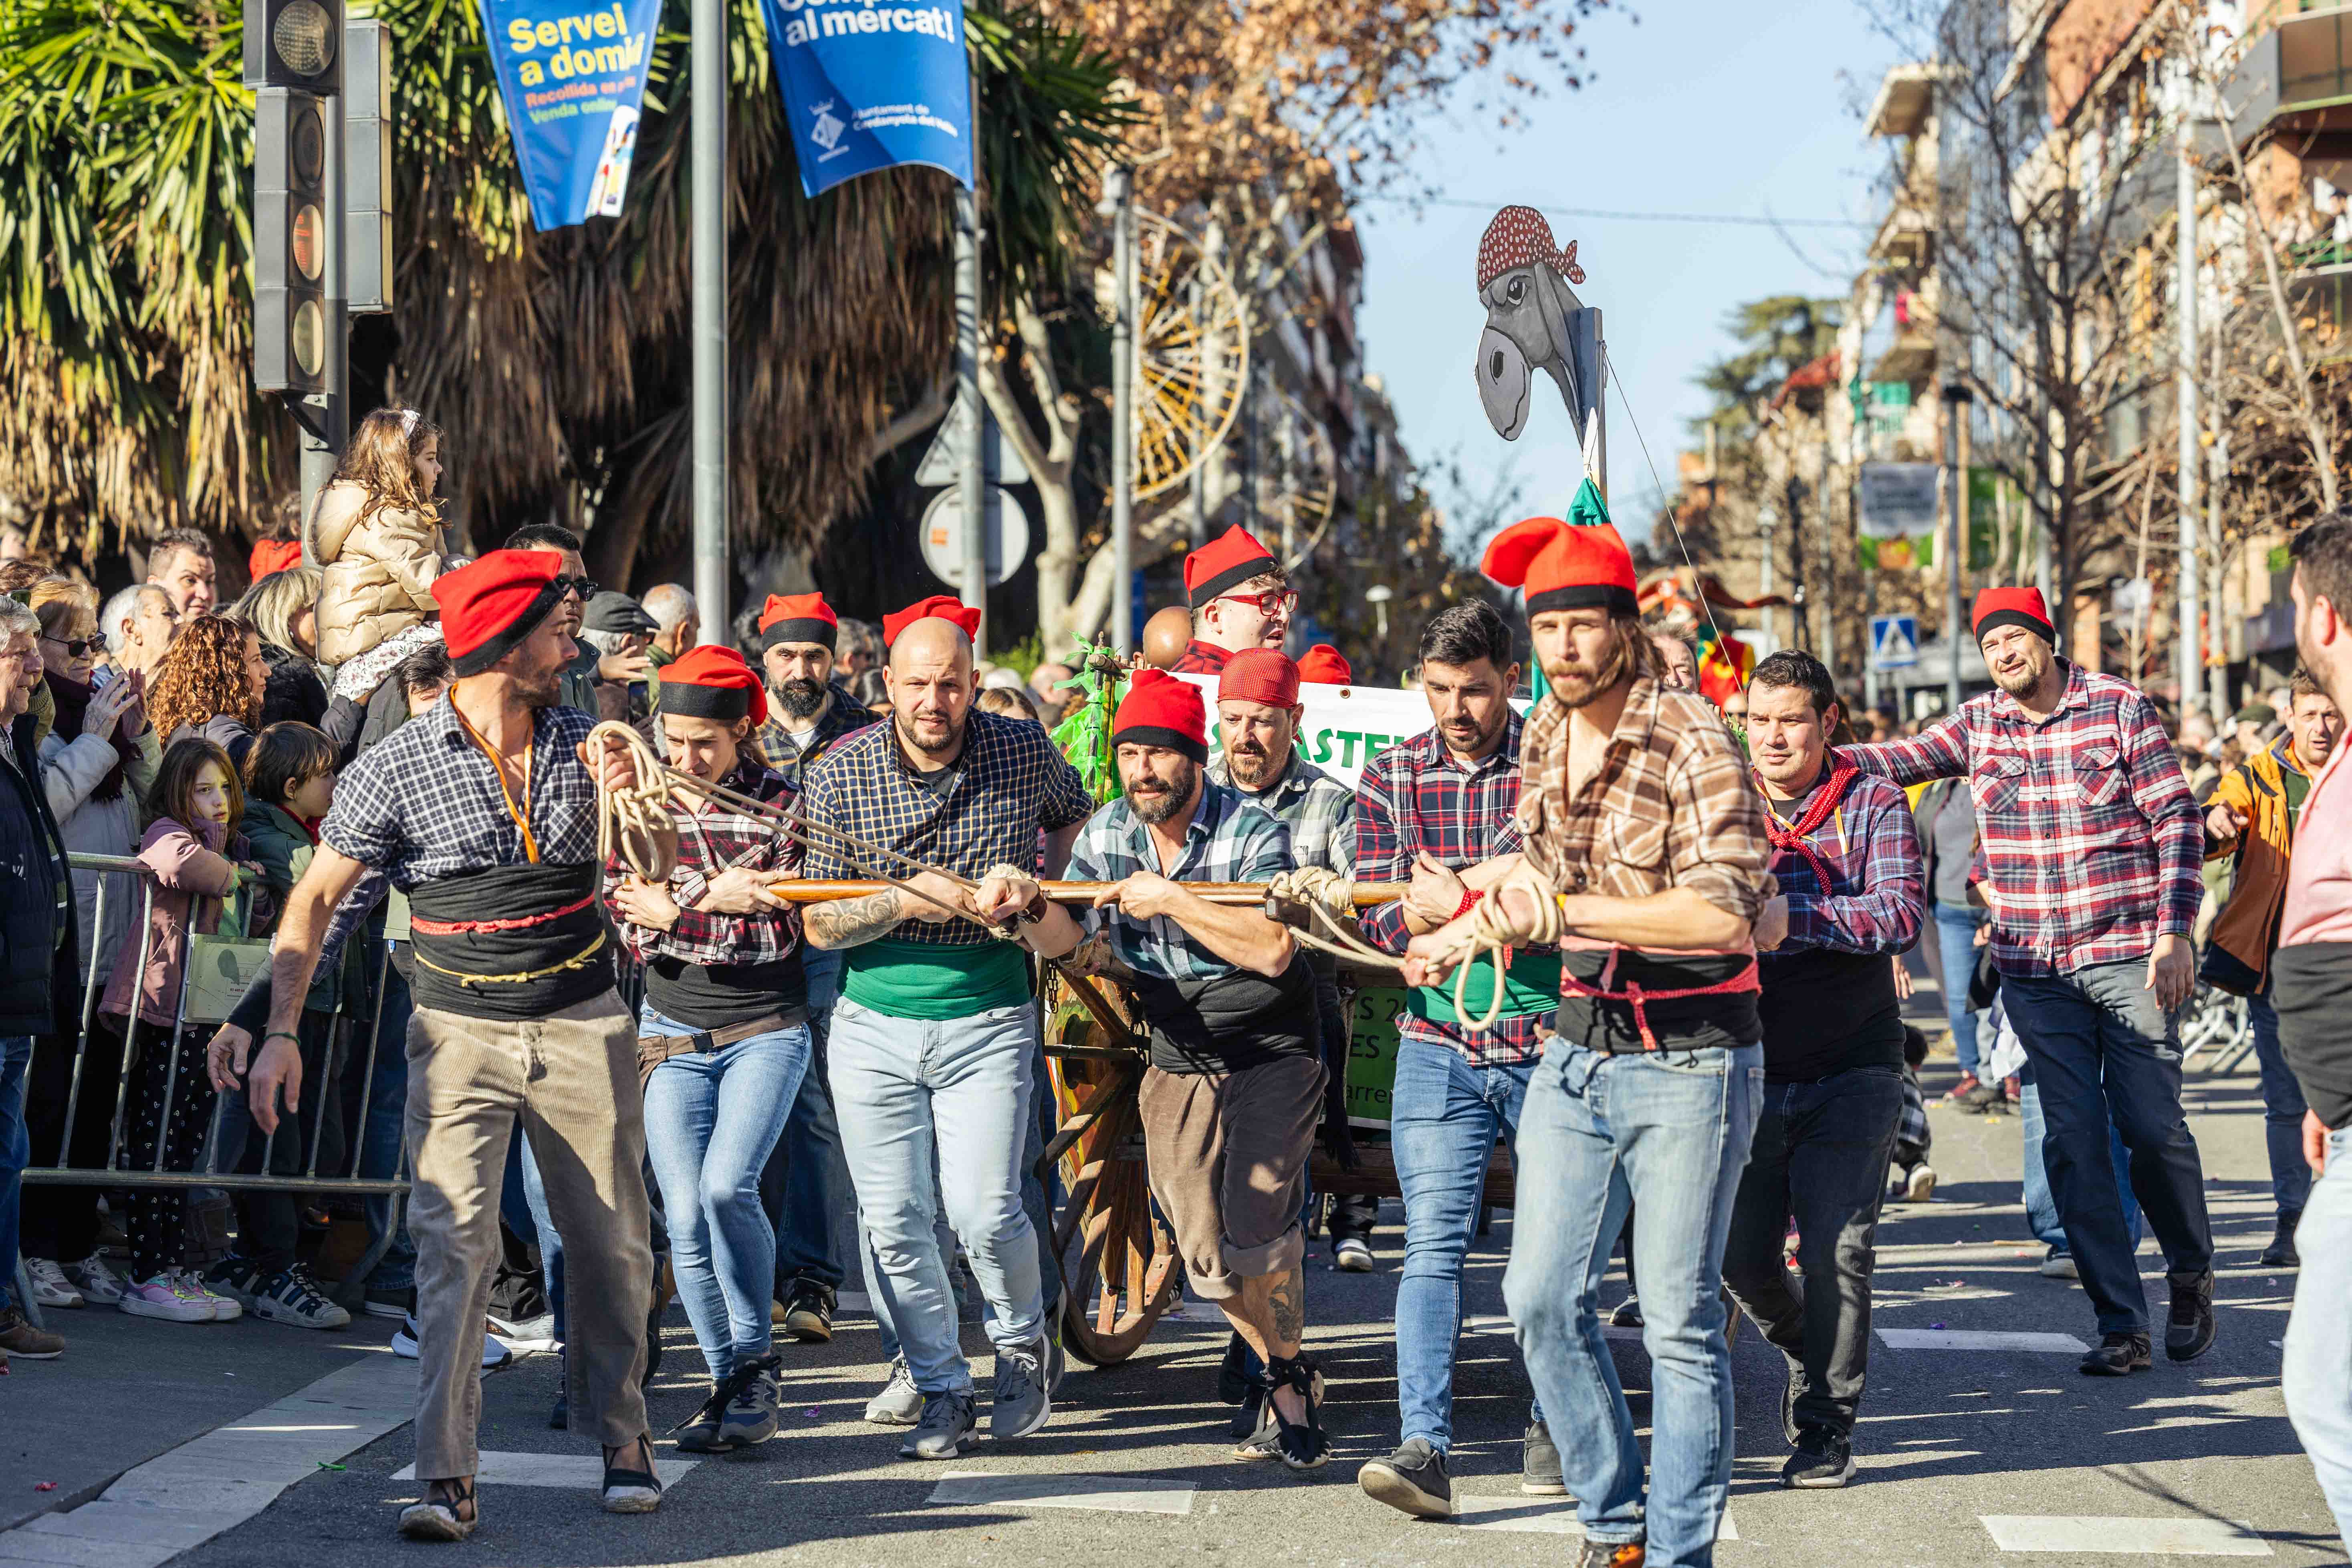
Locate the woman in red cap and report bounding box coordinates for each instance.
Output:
[603,645,813,1457]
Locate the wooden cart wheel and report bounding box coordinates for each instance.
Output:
[1040,973,1180,1367]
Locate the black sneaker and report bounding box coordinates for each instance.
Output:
[1575,1540,1646,1567]
[2078,1331,2152,1376]
[783,1281,834,1344]
[672,1382,736,1454]
[1782,1424,1854,1488]
[1359,1439,1454,1518]
[1216,1331,1250,1405]
[1780,1358,1802,1445]
[900,1390,978,1460]
[2164,1270,2216,1362]
[2259,1212,2301,1269]
[1521,1420,1566,1495]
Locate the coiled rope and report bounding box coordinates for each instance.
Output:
[1266,865,1557,1036]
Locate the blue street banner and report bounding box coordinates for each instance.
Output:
[480,0,662,231]
[756,0,975,198]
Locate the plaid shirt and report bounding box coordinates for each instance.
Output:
[1207,751,1355,877]
[797,707,1093,947]
[604,758,802,969]
[755,685,877,790]
[1761,764,1924,955]
[1169,641,1230,676]
[1064,781,1291,980]
[1356,710,1547,1065]
[1844,661,2202,978]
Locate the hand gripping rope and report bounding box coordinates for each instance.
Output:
[1264,865,1540,1038]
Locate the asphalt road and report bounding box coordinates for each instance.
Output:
[3,1041,2341,1566]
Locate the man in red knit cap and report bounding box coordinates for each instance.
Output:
[1402,515,1773,1568]
[752,591,877,788]
[1025,670,1334,1472]
[1171,525,1293,674]
[1844,585,2214,1378]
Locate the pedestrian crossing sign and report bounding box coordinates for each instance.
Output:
[1871,615,1919,670]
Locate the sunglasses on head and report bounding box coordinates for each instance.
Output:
[44,631,107,656]
[551,575,600,601]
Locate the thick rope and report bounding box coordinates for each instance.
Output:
[1266,866,1547,1036]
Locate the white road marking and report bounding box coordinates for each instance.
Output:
[0,1356,417,1568]
[1979,1516,2271,1555]
[391,1451,702,1488]
[1878,1328,2089,1353]
[1454,1496,1738,1540]
[926,1471,1196,1515]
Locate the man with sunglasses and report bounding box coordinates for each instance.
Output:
[502,526,607,716]
[1171,526,1294,676]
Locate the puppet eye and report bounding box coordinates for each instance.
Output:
[1505,275,1527,303]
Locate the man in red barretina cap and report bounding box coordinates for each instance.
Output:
[1844,586,2215,1379]
[1401,515,1773,1568]
[1171,525,1294,675]
[211,549,672,1536]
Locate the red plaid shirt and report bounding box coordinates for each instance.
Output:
[1844,662,2201,978]
[604,759,804,970]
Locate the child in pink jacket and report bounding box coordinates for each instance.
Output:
[104,737,268,1324]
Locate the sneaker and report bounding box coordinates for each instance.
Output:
[1941,1072,1984,1104]
[204,1255,266,1313]
[64,1256,127,1307]
[0,1304,65,1359]
[1333,1237,1376,1272]
[990,1334,1053,1441]
[253,1266,352,1330]
[1903,1164,1937,1203]
[2039,1247,2079,1280]
[22,1258,82,1310]
[1781,1358,1802,1445]
[1955,1080,2005,1115]
[2164,1269,2216,1362]
[1783,1424,1854,1488]
[363,1285,417,1320]
[2078,1331,2152,1376]
[119,1272,215,1324]
[1576,1539,1646,1567]
[1359,1438,1455,1518]
[674,1383,732,1454]
[1609,1296,1643,1329]
[865,1357,924,1426]
[1521,1420,1566,1495]
[718,1356,783,1448]
[899,1389,978,1459]
[781,1281,834,1345]
[391,1314,515,1368]
[179,1268,242,1322]
[2259,1211,2302,1269]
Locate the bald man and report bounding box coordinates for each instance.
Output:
[794,613,1096,1459]
[1144,605,1194,670]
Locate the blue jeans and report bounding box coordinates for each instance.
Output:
[2004,961,2213,1336]
[2251,991,2314,1217]
[518,1130,566,1340]
[0,1035,30,1309]
[1934,903,1985,1077]
[2020,1069,2140,1251]
[829,996,1043,1394]
[1504,1041,1763,1567]
[640,1007,811,1382]
[2284,1125,2352,1547]
[765,946,847,1295]
[1390,1036,1539,1452]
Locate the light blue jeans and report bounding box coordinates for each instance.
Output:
[1504,1041,1763,1568]
[2020,1070,2140,1253]
[1934,902,1986,1077]
[640,1007,812,1382]
[1390,1036,1539,1452]
[830,996,1044,1394]
[2285,1125,2352,1549]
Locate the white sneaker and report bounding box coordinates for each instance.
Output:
[119,1272,215,1324]
[65,1255,129,1306]
[178,1267,243,1321]
[2039,1248,2080,1280]
[252,1267,351,1330]
[24,1258,83,1309]
[1333,1237,1376,1273]
[393,1314,515,1368]
[1904,1164,1938,1203]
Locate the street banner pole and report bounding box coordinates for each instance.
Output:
[2176,122,2203,717]
[955,170,986,650]
[691,0,728,643]
[1108,164,1135,654]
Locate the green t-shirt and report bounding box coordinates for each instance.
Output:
[843,936,1033,1021]
[1406,949,1563,1027]
[2285,761,2314,843]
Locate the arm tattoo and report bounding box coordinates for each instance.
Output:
[1269,1263,1305,1346]
[804,888,906,950]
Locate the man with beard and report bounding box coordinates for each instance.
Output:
[2272,514,2352,1538]
[795,605,1093,1460]
[1024,670,1332,1470]
[1170,525,1293,676]
[1842,587,2213,1378]
[1723,650,1923,1490]
[745,591,878,1343]
[502,525,611,714]
[1403,517,1773,1568]
[1352,599,1563,1520]
[216,551,666,1537]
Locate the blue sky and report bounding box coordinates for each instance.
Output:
[1354,0,1899,547]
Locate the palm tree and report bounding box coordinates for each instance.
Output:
[0,0,1128,590]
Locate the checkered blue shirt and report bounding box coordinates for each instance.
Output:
[1064,780,1292,981]
[797,707,1094,947]
[1206,751,1355,878]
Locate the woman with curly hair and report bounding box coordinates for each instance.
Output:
[147,612,268,770]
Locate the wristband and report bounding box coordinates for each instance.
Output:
[1453,886,1484,921]
[261,1031,301,1048]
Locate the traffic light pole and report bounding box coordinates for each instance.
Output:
[690,0,728,644]
[954,179,986,652]
[298,94,347,529]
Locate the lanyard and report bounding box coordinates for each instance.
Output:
[454,709,540,864]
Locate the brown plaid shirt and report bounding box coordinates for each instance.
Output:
[1515,678,1773,924]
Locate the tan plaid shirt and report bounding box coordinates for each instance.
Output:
[1515,678,1774,925]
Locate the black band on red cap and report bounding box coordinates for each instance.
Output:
[448,579,567,678]
[1112,723,1209,765]
[760,619,838,653]
[1974,608,2053,647]
[1187,557,1281,610]
[660,683,752,721]
[1526,583,1638,619]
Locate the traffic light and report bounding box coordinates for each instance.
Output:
[343,18,392,316]
[248,0,341,394]
[245,0,341,93]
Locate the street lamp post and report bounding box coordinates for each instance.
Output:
[1941,377,1972,714]
[1101,165,1136,653]
[690,0,728,643]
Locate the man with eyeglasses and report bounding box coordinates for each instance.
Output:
[1171,526,1294,676]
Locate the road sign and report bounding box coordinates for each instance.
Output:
[1871,615,1920,670]
[920,487,1031,588]
[914,392,1030,487]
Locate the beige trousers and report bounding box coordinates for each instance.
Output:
[404,992,652,1480]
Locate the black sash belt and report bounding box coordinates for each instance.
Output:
[406,862,612,1021]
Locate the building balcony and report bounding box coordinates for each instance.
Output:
[2229,6,2352,145]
